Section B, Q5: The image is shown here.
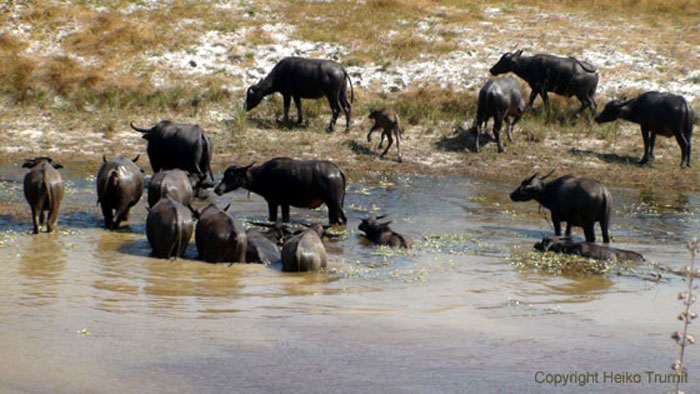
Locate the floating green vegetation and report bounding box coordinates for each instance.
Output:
[418,232,487,256]
[0,230,21,249]
[371,245,411,257]
[509,251,648,276]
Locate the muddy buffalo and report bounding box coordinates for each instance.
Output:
[595,91,694,168]
[475,76,526,153]
[490,50,598,116]
[96,155,144,230]
[358,215,412,248]
[146,198,194,259]
[194,204,247,264]
[214,158,347,225]
[148,169,194,208]
[281,223,327,272]
[535,236,644,263]
[245,57,354,132]
[130,120,214,188]
[22,157,64,234]
[510,172,612,243]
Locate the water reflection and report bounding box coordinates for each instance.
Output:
[18,233,67,306]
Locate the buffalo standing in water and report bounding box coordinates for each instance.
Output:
[146,198,195,259]
[510,171,612,243]
[490,50,598,116]
[595,91,694,168]
[130,120,215,189]
[22,157,64,234]
[148,169,194,208]
[96,155,144,230]
[214,158,347,225]
[281,223,327,272]
[245,57,354,132]
[194,204,247,264]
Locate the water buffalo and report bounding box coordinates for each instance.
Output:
[245,57,354,132]
[130,120,215,188]
[510,171,612,243]
[490,50,598,116]
[247,221,294,244]
[214,158,347,225]
[146,198,195,259]
[148,169,194,208]
[22,157,64,234]
[194,204,247,264]
[475,76,526,153]
[281,223,327,272]
[595,91,694,168]
[367,108,404,162]
[358,215,412,248]
[245,228,282,265]
[96,155,144,230]
[535,236,644,263]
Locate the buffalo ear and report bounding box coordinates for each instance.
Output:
[52,162,64,169]
[224,203,231,212]
[376,214,387,220]
[244,162,256,172]
[526,173,539,183]
[22,159,35,168]
[102,154,107,163]
[540,169,555,180]
[515,49,523,57]
[380,220,393,227]
[132,154,140,163]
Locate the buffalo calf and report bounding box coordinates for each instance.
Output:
[358,215,412,248]
[194,204,247,264]
[281,224,327,272]
[475,77,526,153]
[146,198,195,259]
[367,109,404,162]
[535,236,644,263]
[22,157,64,234]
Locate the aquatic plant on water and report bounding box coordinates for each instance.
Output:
[670,239,699,394]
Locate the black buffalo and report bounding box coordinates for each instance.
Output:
[510,172,612,243]
[358,215,412,248]
[214,158,347,225]
[146,198,195,259]
[148,169,194,208]
[96,155,144,230]
[245,57,354,132]
[535,236,644,263]
[490,50,598,116]
[194,204,247,264]
[281,223,327,272]
[475,76,526,153]
[595,91,694,168]
[130,120,215,188]
[22,157,64,234]
[245,228,282,265]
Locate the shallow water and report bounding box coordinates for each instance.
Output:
[1,163,699,393]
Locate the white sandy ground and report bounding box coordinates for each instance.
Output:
[0,1,698,158]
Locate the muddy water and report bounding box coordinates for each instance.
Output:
[1,163,699,393]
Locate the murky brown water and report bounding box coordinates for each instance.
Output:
[1,163,699,393]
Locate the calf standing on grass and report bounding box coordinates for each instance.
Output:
[367,109,404,162]
[595,91,694,168]
[22,157,64,234]
[475,77,526,153]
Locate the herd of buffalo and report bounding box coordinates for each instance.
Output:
[20,49,697,268]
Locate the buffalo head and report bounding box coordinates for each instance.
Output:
[490,50,523,76]
[594,98,631,123]
[22,157,63,169]
[358,215,390,233]
[510,170,554,202]
[214,162,255,195]
[245,80,265,111]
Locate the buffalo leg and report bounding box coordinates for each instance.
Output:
[551,213,562,237]
[380,134,394,159]
[540,89,550,110]
[30,207,40,234]
[583,224,595,243]
[39,211,45,225]
[326,94,340,133]
[565,223,572,237]
[674,131,690,168]
[113,205,131,229]
[639,126,651,165]
[527,89,538,109]
[508,114,522,143]
[340,93,351,131]
[281,205,290,222]
[367,124,380,142]
[282,94,292,127]
[327,201,346,225]
[648,132,658,163]
[493,114,505,153]
[600,217,610,244]
[100,203,113,229]
[268,203,278,222]
[47,207,59,233]
[377,131,386,149]
[293,95,303,125]
[395,130,402,163]
[474,120,482,153]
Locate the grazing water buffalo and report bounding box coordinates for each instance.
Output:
[281,223,327,272]
[490,50,598,116]
[245,229,282,265]
[214,158,347,225]
[245,57,354,132]
[148,169,194,208]
[194,204,247,264]
[535,236,644,263]
[96,155,144,230]
[475,77,526,153]
[146,198,194,259]
[367,108,404,162]
[358,215,412,248]
[22,157,64,234]
[130,120,215,188]
[510,171,612,243]
[595,91,694,168]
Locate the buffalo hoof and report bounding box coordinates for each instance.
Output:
[326,127,334,133]
[397,157,403,163]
